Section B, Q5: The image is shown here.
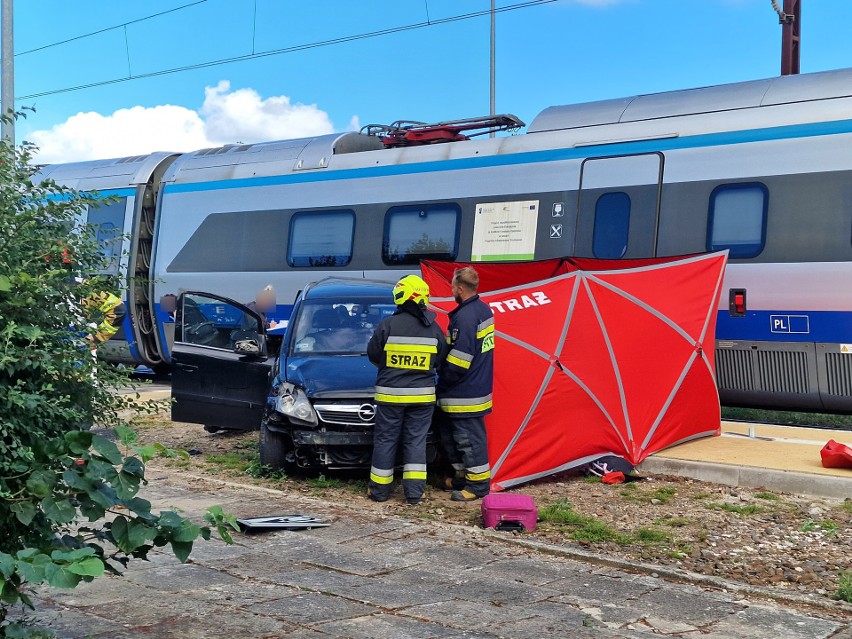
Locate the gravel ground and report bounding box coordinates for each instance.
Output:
[128,408,852,604]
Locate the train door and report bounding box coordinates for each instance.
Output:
[574,153,664,258]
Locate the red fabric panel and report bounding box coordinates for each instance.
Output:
[635,358,722,463]
[421,259,572,297]
[422,253,728,489]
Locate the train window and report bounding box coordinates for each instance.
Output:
[167,210,289,272]
[383,204,460,265]
[593,192,631,259]
[87,197,126,274]
[707,183,767,258]
[288,210,355,267]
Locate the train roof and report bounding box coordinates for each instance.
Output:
[35,151,179,191]
[528,67,852,133]
[161,132,384,184]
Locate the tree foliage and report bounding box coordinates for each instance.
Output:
[0,124,237,637]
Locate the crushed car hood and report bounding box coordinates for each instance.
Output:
[282,355,377,396]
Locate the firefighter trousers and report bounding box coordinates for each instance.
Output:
[368,403,434,502]
[437,413,491,497]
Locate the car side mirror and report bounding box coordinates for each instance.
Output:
[233,333,267,358]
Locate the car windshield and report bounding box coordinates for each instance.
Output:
[289,298,396,356]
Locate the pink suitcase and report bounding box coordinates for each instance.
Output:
[481,494,538,532]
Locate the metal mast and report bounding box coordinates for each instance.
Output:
[489,0,495,138]
[1,0,13,143]
[773,0,801,75]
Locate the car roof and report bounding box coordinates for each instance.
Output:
[302,277,396,300]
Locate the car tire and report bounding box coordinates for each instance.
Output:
[259,422,296,474]
[203,425,221,434]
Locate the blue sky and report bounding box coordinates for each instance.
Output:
[11,0,851,163]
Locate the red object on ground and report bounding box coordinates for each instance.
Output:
[423,252,728,491]
[820,440,852,469]
[600,471,626,485]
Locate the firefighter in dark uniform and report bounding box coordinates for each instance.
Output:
[437,266,494,502]
[367,275,449,505]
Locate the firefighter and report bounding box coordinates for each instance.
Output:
[82,287,126,345]
[366,274,448,505]
[45,245,125,346]
[436,266,494,502]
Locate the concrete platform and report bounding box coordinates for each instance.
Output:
[639,422,852,499]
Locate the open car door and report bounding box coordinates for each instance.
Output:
[171,291,275,431]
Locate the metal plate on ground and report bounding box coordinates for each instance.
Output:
[237,515,331,531]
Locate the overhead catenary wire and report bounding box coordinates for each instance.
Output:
[15,0,209,57]
[17,0,557,101]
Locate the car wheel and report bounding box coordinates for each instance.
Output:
[203,425,221,434]
[259,422,296,474]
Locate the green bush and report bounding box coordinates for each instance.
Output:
[0,125,237,637]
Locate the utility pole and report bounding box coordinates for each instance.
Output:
[489,0,495,138]
[1,0,12,144]
[774,0,801,75]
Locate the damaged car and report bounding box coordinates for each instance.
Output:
[170,277,400,474]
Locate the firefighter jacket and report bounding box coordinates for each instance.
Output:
[367,301,449,405]
[82,291,126,344]
[437,294,495,417]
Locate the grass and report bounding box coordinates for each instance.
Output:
[618,485,677,504]
[539,499,672,546]
[654,516,692,527]
[705,502,764,515]
[307,475,346,489]
[800,519,839,536]
[634,527,670,544]
[571,519,627,544]
[205,451,257,474]
[837,571,852,603]
[538,499,588,525]
[721,407,852,431]
[755,492,781,501]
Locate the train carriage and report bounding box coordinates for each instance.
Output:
[35,152,179,370]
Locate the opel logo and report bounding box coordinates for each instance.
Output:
[358,403,376,422]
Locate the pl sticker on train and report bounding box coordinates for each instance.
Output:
[841,345,852,355]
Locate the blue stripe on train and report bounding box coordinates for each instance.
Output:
[716,310,852,344]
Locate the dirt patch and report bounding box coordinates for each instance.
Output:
[128,407,852,603]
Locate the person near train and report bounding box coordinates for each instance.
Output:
[436,266,495,502]
[366,274,448,505]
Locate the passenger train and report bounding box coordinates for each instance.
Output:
[35,67,852,413]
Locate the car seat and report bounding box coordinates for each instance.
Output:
[312,308,341,330]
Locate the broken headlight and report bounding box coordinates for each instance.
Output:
[274,383,318,427]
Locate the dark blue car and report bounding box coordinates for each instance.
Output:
[171,278,398,473]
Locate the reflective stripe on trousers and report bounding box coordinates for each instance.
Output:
[438,413,490,497]
[368,403,433,501]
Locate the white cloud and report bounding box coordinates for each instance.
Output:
[29,81,348,164]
